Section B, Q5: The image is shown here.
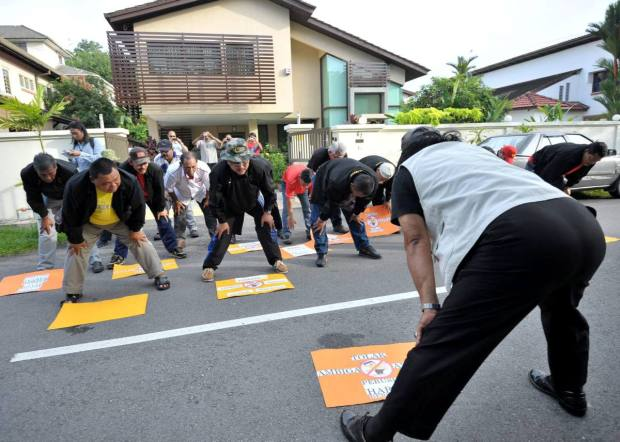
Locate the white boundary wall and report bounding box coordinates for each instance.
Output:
[0,129,129,222]
[323,121,620,166]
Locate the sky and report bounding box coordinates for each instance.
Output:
[0,0,613,90]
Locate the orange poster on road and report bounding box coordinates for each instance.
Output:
[359,204,400,237]
[311,342,415,408]
[215,273,294,299]
[0,269,64,297]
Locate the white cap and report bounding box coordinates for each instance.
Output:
[328,141,347,156]
[378,162,395,180]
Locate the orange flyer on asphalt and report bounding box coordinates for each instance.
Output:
[311,342,415,408]
[359,204,400,237]
[0,269,64,297]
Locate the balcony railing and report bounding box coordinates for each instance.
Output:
[348,61,389,88]
[107,31,276,106]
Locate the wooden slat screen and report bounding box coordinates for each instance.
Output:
[348,61,389,88]
[107,31,276,106]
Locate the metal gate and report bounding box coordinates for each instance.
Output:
[287,128,333,162]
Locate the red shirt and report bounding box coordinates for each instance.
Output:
[282,164,310,198]
[136,173,149,199]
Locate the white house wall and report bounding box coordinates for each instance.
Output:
[480,41,609,116]
[25,42,63,67]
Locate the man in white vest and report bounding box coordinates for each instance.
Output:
[340,127,606,442]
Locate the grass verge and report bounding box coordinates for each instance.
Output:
[0,224,67,257]
[573,189,612,199]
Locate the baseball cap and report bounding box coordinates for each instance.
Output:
[499,145,517,164]
[100,149,120,162]
[129,147,150,165]
[378,162,395,180]
[157,139,172,152]
[220,138,252,163]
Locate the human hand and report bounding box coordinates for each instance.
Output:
[261,212,275,229]
[415,309,438,344]
[174,201,186,214]
[68,242,87,256]
[216,222,230,239]
[40,215,54,234]
[68,150,81,157]
[313,218,326,235]
[350,214,360,224]
[129,230,147,245]
[287,214,296,230]
[156,210,168,220]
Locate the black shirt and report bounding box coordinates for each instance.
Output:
[20,160,77,218]
[390,168,424,225]
[530,143,592,190]
[307,148,330,172]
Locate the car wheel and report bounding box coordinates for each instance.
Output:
[609,178,620,198]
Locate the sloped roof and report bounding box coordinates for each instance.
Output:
[0,36,61,78]
[512,93,589,111]
[473,34,598,75]
[0,25,72,57]
[104,0,428,80]
[493,69,582,100]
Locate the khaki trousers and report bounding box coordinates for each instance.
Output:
[63,222,164,294]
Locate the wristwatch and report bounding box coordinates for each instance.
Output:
[421,303,441,312]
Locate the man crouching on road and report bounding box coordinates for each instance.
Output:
[62,158,171,301]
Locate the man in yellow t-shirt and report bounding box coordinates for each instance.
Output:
[62,158,171,301]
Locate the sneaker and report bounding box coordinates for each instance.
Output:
[359,245,382,259]
[333,225,349,234]
[153,233,161,241]
[201,267,215,282]
[66,293,82,303]
[91,261,104,273]
[315,254,327,267]
[282,233,293,245]
[171,248,187,259]
[230,235,237,244]
[306,230,312,241]
[273,260,288,273]
[107,254,124,270]
[190,230,200,238]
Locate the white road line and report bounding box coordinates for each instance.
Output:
[10,287,447,363]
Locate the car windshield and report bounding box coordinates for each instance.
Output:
[480,135,532,154]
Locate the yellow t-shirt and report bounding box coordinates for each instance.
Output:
[90,188,120,225]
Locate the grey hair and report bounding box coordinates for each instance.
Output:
[32,153,57,172]
[328,141,347,156]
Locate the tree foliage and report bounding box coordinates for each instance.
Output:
[394,107,484,125]
[0,85,69,151]
[45,77,118,128]
[66,40,112,82]
[118,114,149,143]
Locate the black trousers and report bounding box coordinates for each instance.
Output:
[202,205,282,269]
[366,197,606,441]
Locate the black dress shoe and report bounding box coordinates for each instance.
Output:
[315,254,327,267]
[333,225,349,234]
[91,261,104,273]
[359,245,382,259]
[340,410,369,442]
[529,369,587,417]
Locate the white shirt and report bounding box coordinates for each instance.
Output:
[153,153,180,177]
[196,139,219,164]
[164,160,211,204]
[171,140,185,156]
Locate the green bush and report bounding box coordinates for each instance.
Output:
[263,148,287,182]
[394,107,484,125]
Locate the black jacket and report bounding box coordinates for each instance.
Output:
[307,147,330,172]
[311,158,377,220]
[62,169,146,244]
[359,155,394,203]
[209,158,276,222]
[119,161,167,213]
[20,160,77,218]
[530,143,593,190]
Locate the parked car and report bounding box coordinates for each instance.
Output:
[479,132,620,197]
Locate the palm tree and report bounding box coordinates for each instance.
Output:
[447,55,478,77]
[593,58,620,116]
[0,85,69,152]
[587,1,620,79]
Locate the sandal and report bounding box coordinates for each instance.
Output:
[154,275,171,291]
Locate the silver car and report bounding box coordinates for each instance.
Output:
[480,132,620,197]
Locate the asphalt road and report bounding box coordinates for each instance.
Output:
[0,198,619,441]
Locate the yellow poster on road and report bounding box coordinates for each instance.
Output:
[48,293,148,330]
[605,236,619,244]
[215,274,294,299]
[228,241,264,255]
[311,342,415,408]
[111,259,178,280]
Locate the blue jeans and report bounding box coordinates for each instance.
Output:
[279,182,311,237]
[113,211,178,259]
[310,203,370,255]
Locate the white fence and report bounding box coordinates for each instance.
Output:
[287,121,620,166]
[0,128,129,223]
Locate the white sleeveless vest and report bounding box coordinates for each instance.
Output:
[401,141,567,289]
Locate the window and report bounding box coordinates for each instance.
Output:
[354,93,382,114]
[1,68,10,94]
[58,54,63,65]
[225,43,255,76]
[147,41,223,75]
[564,134,592,144]
[558,85,564,101]
[321,54,348,127]
[565,82,570,101]
[387,81,403,123]
[592,71,607,94]
[19,74,35,91]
